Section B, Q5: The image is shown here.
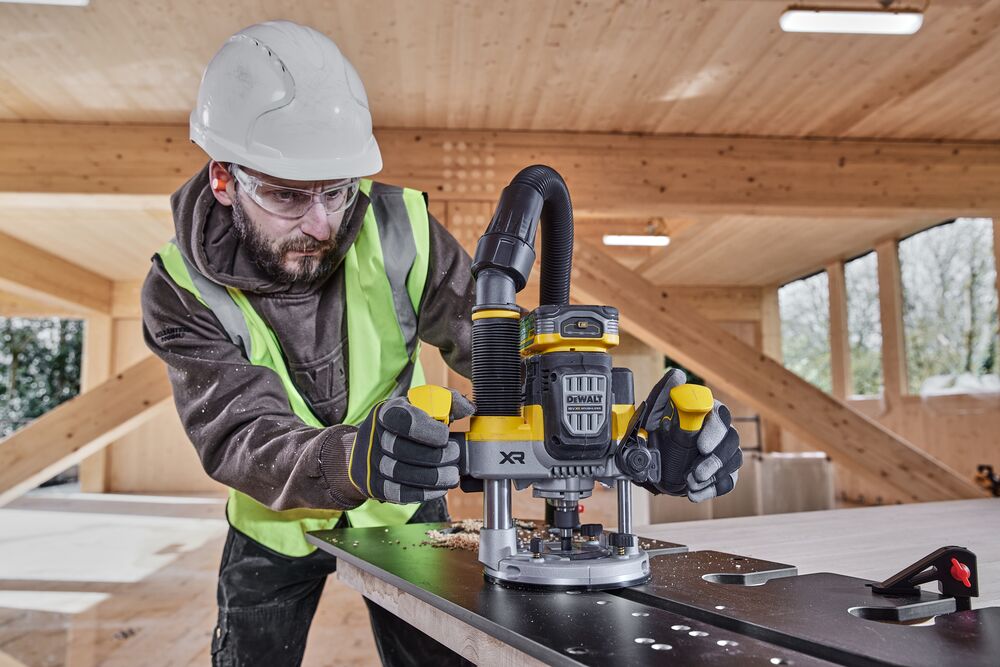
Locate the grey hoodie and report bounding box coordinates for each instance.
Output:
[141,164,475,511]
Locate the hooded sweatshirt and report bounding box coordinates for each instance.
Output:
[141,165,475,511]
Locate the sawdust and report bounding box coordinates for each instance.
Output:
[423,518,538,551]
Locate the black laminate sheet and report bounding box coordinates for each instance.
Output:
[308,523,834,666]
[619,550,1000,667]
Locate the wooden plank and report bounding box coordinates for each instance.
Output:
[876,240,909,410]
[4,122,1000,217]
[827,261,852,400]
[570,239,985,502]
[0,229,112,314]
[78,315,113,493]
[337,561,547,667]
[0,356,172,507]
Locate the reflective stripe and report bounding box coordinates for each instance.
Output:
[177,248,254,359]
[369,182,418,357]
[401,188,430,311]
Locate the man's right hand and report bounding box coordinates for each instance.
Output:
[348,389,474,504]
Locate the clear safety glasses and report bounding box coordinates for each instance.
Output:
[230,166,360,219]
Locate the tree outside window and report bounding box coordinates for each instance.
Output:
[844,252,883,396]
[0,317,83,437]
[899,218,999,395]
[779,271,831,392]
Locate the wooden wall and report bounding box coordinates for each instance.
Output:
[783,394,1000,506]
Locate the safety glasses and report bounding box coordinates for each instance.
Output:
[230,165,360,219]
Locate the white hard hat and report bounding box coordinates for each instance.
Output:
[190,21,382,181]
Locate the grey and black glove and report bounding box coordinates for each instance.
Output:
[640,369,742,502]
[348,389,474,504]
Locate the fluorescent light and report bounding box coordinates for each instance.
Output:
[0,0,89,5]
[602,235,671,247]
[779,9,923,35]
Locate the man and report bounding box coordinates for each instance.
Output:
[142,20,741,667]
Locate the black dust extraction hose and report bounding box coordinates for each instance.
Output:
[470,165,574,416]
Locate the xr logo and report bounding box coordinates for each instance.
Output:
[499,451,526,464]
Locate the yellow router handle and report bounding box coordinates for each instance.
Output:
[407,385,453,424]
[669,384,714,432]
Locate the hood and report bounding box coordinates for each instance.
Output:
[169,163,366,295]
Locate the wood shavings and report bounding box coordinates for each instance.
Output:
[422,518,538,550]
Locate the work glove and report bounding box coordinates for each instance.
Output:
[640,368,742,502]
[348,389,475,504]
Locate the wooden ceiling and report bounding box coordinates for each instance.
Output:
[1,0,997,288]
[0,195,173,283]
[637,213,942,286]
[1,0,999,140]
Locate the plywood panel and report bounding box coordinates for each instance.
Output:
[1,1,999,141]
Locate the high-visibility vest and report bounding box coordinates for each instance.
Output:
[155,180,431,556]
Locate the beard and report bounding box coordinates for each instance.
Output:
[231,196,344,284]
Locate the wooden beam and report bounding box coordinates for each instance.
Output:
[665,286,763,322]
[876,240,909,411]
[0,230,111,314]
[111,280,143,319]
[0,650,29,667]
[5,121,1000,217]
[994,218,1000,333]
[0,291,82,318]
[77,314,113,493]
[827,261,852,400]
[0,356,172,507]
[758,286,784,452]
[570,239,984,502]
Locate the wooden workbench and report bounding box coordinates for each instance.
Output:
[331,498,1000,665]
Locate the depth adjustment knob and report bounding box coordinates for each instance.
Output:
[607,531,636,555]
[580,523,603,539]
[608,532,635,548]
[529,537,545,556]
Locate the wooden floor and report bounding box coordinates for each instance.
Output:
[0,491,380,667]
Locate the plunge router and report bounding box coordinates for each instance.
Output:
[410,165,713,589]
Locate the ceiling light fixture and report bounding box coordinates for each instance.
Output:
[779,3,924,35]
[602,235,671,247]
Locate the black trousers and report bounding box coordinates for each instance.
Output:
[211,498,471,667]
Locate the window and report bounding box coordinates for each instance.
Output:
[844,252,883,396]
[0,317,83,437]
[779,271,831,392]
[899,218,999,395]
